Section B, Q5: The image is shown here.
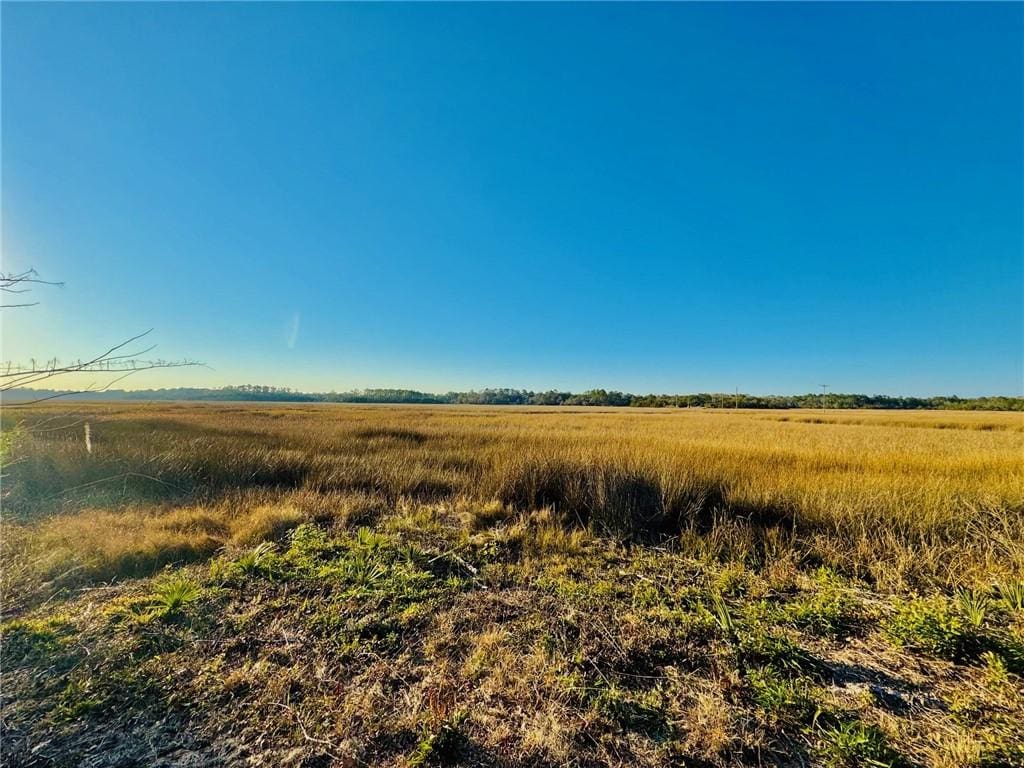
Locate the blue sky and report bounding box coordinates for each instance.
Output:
[3,3,1021,396]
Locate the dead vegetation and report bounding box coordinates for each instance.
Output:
[1,404,1022,766]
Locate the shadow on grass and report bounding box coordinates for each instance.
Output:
[494,455,800,543]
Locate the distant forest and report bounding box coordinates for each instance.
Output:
[3,385,1022,411]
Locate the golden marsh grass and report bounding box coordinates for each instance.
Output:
[3,403,1024,767]
[3,403,1022,602]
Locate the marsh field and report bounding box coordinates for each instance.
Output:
[2,403,1024,768]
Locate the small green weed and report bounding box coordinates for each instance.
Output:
[709,592,737,638]
[0,616,74,667]
[884,596,978,660]
[712,563,750,596]
[785,587,859,637]
[354,526,388,551]
[215,541,279,582]
[409,712,467,767]
[151,574,203,618]
[980,651,1012,692]
[739,628,816,674]
[998,581,1024,612]
[815,719,902,767]
[336,549,388,589]
[955,589,991,628]
[112,574,205,624]
[56,677,104,721]
[746,666,817,724]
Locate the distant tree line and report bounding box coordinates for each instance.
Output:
[627,393,1024,411]
[3,385,1022,411]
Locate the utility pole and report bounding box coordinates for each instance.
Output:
[735,387,740,410]
[820,384,829,412]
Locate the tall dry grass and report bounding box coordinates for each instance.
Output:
[2,403,1022,604]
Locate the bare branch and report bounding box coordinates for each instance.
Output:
[2,361,202,402]
[1,268,64,296]
[0,270,202,405]
[1,329,201,393]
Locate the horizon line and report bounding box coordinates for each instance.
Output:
[4,384,1022,401]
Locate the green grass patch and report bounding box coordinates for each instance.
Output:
[0,616,76,668]
[814,719,903,768]
[746,666,818,724]
[884,595,980,660]
[784,585,860,638]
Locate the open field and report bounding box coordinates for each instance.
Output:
[2,403,1024,767]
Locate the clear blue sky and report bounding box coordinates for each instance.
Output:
[3,3,1021,396]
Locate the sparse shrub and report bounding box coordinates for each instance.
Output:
[353,426,428,444]
[490,453,727,539]
[679,689,737,760]
[333,492,387,527]
[926,731,984,768]
[0,422,25,471]
[468,500,511,530]
[462,629,507,679]
[516,508,590,557]
[158,508,230,538]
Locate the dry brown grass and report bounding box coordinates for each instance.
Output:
[2,403,1023,766]
[4,402,1020,598]
[1,470,1022,766]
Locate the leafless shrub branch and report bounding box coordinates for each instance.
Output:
[1,268,201,405]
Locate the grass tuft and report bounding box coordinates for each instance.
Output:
[815,719,903,768]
